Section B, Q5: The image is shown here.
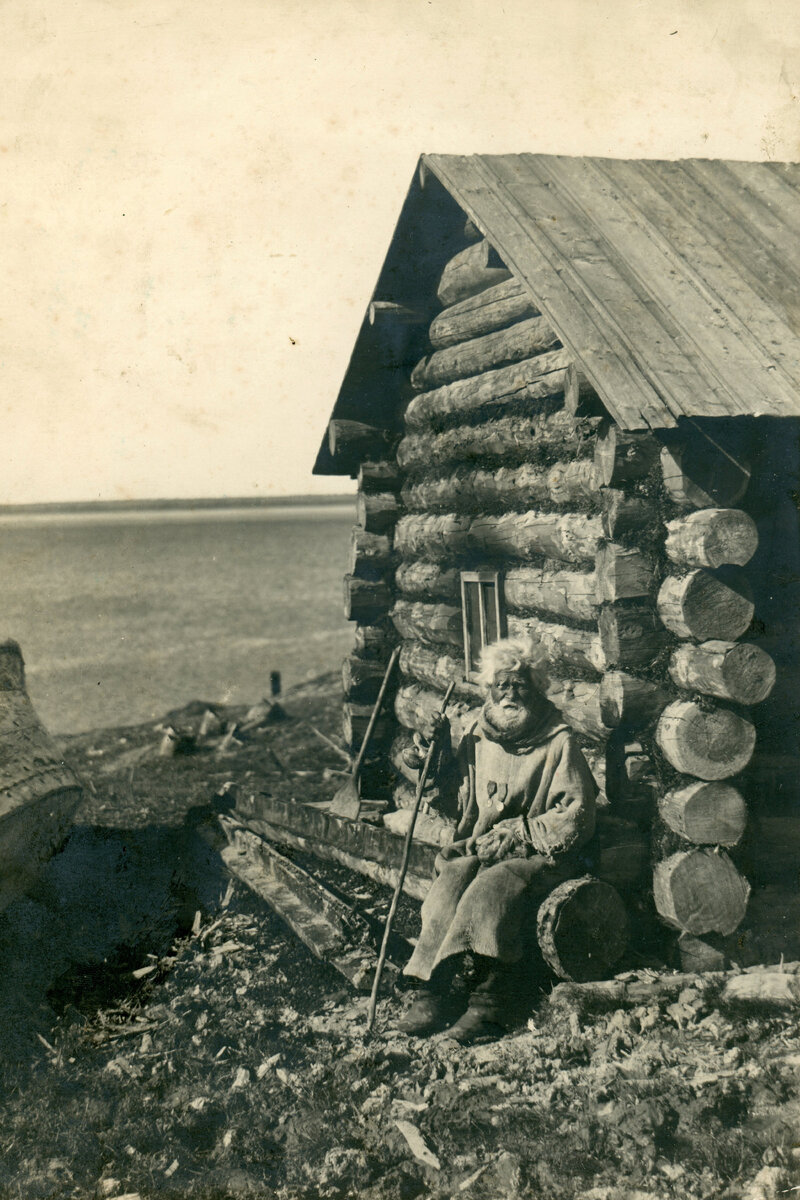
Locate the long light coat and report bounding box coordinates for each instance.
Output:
[404,712,597,981]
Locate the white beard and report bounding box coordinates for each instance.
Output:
[482,698,533,736]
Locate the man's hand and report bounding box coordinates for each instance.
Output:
[420,711,449,744]
[527,816,551,856]
[471,828,517,864]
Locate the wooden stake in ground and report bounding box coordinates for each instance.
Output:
[366,682,455,1034]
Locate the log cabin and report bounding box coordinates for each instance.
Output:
[243,155,800,978]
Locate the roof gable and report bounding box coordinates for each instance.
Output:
[315,153,800,472]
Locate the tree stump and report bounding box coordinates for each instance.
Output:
[536,876,629,982]
[653,849,750,936]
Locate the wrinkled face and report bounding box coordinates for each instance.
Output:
[488,668,538,710]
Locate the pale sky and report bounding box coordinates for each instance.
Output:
[2,0,800,503]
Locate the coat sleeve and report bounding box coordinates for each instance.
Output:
[452,728,478,839]
[529,734,597,855]
[402,719,463,821]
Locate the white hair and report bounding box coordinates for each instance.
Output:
[475,637,549,694]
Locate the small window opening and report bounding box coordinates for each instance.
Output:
[460,570,505,679]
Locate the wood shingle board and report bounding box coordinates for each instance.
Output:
[425,153,673,430]
[628,159,800,383]
[558,157,800,417]
[683,160,800,326]
[425,153,800,429]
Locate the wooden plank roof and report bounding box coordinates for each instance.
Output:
[314,154,800,471]
[426,154,800,430]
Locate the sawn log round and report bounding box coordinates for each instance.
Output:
[537,876,629,982]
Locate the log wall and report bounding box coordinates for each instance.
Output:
[595,425,775,969]
[334,230,784,967]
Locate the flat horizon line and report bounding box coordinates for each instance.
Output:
[0,494,355,515]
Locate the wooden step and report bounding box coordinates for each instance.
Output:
[219,816,403,991]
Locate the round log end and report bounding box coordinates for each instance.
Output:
[719,641,776,705]
[656,569,754,641]
[536,876,629,982]
[665,509,758,570]
[655,699,756,780]
[659,780,747,846]
[668,640,776,705]
[660,442,751,509]
[653,849,750,936]
[705,510,758,567]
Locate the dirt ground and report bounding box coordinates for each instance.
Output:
[1,673,799,1200]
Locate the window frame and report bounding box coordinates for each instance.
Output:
[460,569,505,681]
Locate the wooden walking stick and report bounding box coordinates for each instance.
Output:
[330,645,401,820]
[366,681,456,1034]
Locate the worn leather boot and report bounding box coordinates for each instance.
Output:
[443,1006,506,1045]
[443,956,508,1044]
[398,958,464,1036]
[398,989,452,1036]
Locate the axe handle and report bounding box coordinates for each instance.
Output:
[351,645,401,781]
[366,681,456,1034]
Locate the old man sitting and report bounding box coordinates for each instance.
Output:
[400,638,597,1043]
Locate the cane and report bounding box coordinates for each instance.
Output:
[366,681,456,1035]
